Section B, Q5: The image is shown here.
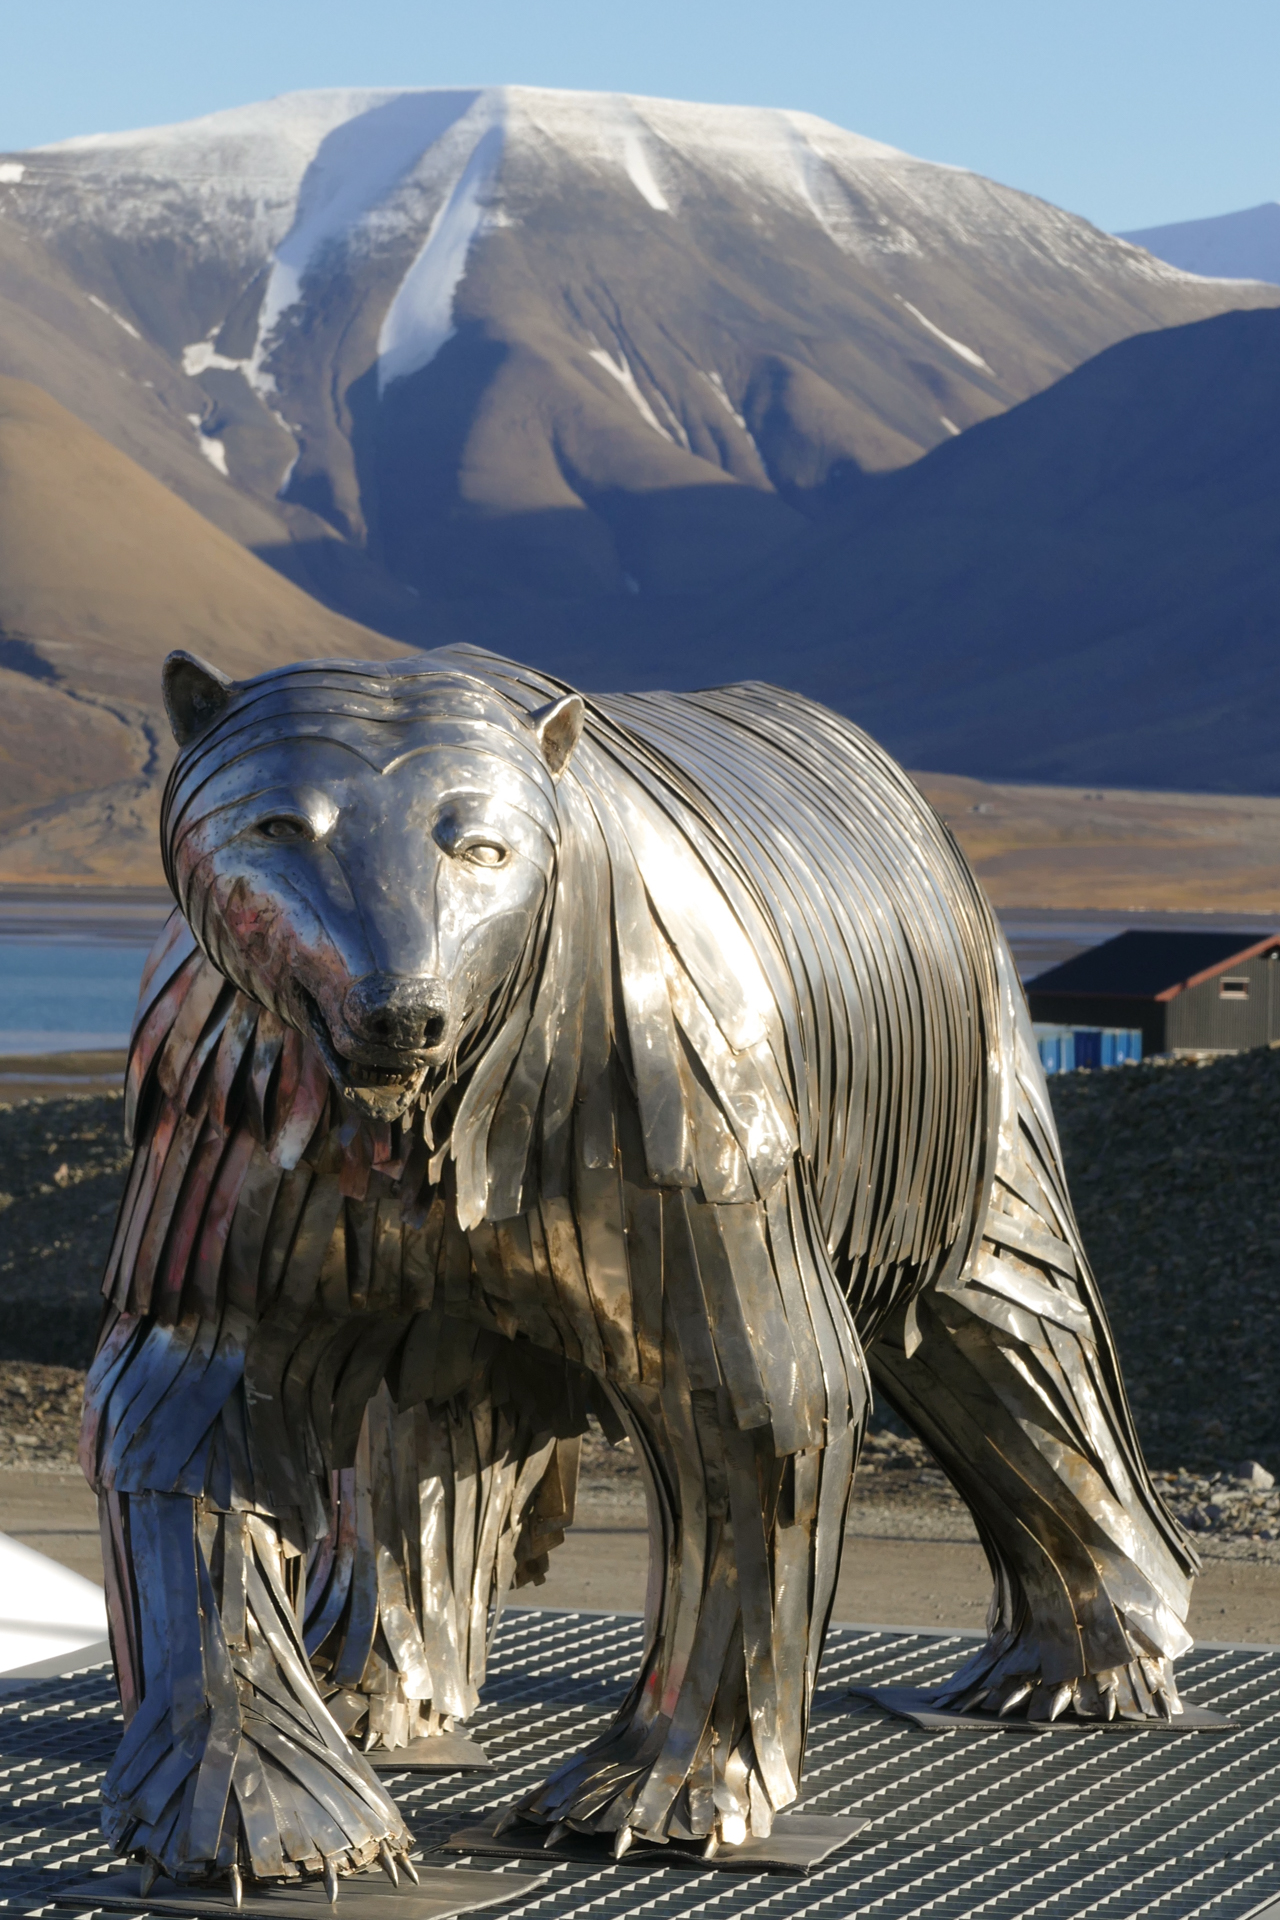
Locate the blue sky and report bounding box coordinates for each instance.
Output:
[1,0,1274,232]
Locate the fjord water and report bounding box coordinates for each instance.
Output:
[0,894,170,1055]
[0,942,148,1052]
[0,894,1274,1059]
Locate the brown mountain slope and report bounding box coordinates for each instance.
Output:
[0,217,299,558]
[0,377,406,884]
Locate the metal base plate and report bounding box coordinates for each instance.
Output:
[50,1862,549,1920]
[445,1810,869,1874]
[369,1732,493,1772]
[853,1684,1233,1731]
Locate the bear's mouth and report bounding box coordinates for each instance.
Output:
[343,1063,418,1087]
[297,987,433,1115]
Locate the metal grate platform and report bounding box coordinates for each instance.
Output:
[3,1611,1280,1920]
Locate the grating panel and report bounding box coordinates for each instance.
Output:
[2,1614,1279,1920]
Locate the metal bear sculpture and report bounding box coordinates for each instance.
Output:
[82,645,1196,1893]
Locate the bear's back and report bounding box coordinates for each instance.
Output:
[593,679,1000,1293]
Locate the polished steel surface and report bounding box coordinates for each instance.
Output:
[82,647,1196,1894]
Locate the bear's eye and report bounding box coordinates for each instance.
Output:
[461,841,508,869]
[255,816,314,844]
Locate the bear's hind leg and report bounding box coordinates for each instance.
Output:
[867,996,1196,1723]
[305,1383,576,1751]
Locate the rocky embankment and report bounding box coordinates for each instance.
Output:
[0,1092,127,1375]
[1052,1047,1280,1475]
[0,1049,1277,1556]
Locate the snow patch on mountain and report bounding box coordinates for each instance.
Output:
[621,131,670,212]
[24,87,907,261]
[182,338,247,377]
[376,106,506,390]
[784,121,921,262]
[264,90,484,385]
[588,348,674,441]
[699,370,750,433]
[33,91,407,257]
[186,414,229,476]
[650,389,690,448]
[87,296,140,341]
[898,298,991,371]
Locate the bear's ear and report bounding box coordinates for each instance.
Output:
[526,693,585,779]
[162,651,235,746]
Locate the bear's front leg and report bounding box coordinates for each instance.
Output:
[516,1367,859,1854]
[100,1490,412,1892]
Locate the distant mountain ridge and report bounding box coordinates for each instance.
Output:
[1120,204,1280,287]
[651,308,1280,794]
[2,85,1275,628]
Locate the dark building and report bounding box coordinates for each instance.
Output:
[1027,930,1280,1056]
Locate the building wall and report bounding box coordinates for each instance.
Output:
[1026,992,1167,1054]
[1029,955,1280,1056]
[1166,953,1280,1051]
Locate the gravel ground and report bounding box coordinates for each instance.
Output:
[1150,1468,1280,1559]
[0,1051,1278,1554]
[576,1422,953,1506]
[0,1362,87,1469]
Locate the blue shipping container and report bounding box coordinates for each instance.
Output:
[1034,1025,1142,1075]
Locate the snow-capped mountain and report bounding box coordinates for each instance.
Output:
[1,86,1277,625]
[1119,204,1280,288]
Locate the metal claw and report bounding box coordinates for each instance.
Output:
[701,1833,719,1859]
[229,1863,243,1910]
[138,1859,158,1898]
[613,1827,633,1859]
[1047,1683,1073,1722]
[324,1860,339,1907]
[398,1853,420,1886]
[998,1680,1033,1717]
[379,1843,399,1887]
[544,1822,569,1849]
[954,1686,990,1714]
[493,1808,521,1836]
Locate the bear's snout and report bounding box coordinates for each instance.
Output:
[342,974,451,1055]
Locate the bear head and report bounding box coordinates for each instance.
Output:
[160,650,584,1122]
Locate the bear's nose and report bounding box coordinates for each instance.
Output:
[343,974,450,1053]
